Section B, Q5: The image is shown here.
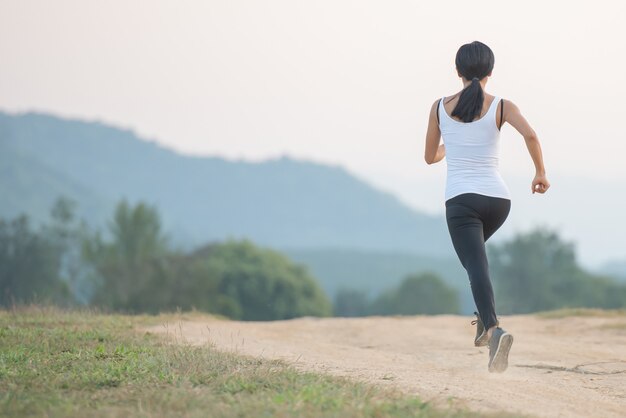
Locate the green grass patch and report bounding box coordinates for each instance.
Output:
[1,306,524,418]
[535,308,626,319]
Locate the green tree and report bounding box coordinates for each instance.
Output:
[191,241,332,320]
[371,272,460,315]
[84,201,331,319]
[109,252,241,316]
[107,200,167,267]
[0,215,71,307]
[85,200,167,311]
[489,229,626,313]
[45,197,93,303]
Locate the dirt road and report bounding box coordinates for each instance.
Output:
[148,313,626,418]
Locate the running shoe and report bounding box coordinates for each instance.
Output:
[471,312,489,347]
[488,327,514,373]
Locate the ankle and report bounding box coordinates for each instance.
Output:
[487,326,498,339]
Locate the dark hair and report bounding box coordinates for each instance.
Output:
[451,41,495,123]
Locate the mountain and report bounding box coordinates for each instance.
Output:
[1,136,113,226]
[0,111,452,256]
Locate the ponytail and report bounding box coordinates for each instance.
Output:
[451,41,495,123]
[451,77,485,122]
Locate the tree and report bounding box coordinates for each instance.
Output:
[45,197,93,303]
[83,200,332,319]
[85,200,168,311]
[370,272,460,315]
[0,215,71,307]
[191,241,332,320]
[489,229,626,313]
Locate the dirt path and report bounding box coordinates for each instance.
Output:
[148,314,626,418]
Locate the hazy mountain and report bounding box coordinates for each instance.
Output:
[0,137,112,226]
[0,111,452,256]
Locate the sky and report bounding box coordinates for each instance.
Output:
[1,0,625,266]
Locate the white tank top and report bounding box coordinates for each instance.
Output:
[438,96,511,201]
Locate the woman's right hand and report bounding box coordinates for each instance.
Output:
[532,173,550,194]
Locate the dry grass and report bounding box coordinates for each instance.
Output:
[535,308,626,319]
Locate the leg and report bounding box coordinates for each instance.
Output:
[446,196,498,330]
[483,197,511,242]
[481,197,511,336]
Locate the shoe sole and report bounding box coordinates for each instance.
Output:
[488,333,513,373]
[475,332,489,347]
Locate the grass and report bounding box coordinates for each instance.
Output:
[598,322,626,331]
[535,308,626,319]
[0,307,525,418]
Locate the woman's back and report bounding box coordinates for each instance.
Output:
[438,93,510,201]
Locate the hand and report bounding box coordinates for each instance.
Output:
[532,173,550,194]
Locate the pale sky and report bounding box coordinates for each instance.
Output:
[2,0,625,265]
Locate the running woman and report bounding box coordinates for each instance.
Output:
[424,41,549,372]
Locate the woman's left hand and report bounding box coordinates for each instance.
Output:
[532,173,550,194]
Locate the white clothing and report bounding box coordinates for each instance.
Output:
[438,96,511,201]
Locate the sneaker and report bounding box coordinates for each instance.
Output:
[488,327,514,373]
[471,312,489,347]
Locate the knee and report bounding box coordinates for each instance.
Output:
[461,253,488,271]
[465,261,490,283]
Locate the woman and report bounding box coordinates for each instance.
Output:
[424,41,549,373]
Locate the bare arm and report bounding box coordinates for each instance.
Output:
[503,100,550,194]
[424,100,445,164]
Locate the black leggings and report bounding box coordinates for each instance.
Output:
[445,193,511,330]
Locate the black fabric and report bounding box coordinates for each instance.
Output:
[445,193,511,330]
[498,99,504,130]
[436,99,441,126]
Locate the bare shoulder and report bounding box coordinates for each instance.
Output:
[502,99,521,114]
[428,98,441,119]
[500,98,535,136]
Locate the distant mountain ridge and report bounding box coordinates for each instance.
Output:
[0,110,451,256]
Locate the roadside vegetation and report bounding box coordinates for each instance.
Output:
[2,198,625,322]
[0,198,331,320]
[0,307,525,418]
